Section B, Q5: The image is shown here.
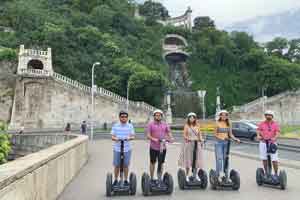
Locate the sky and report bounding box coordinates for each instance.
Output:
[146,0,300,27]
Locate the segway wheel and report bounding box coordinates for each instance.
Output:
[106,173,113,197]
[198,169,208,189]
[129,172,137,195]
[230,169,240,191]
[163,172,174,195]
[141,172,151,196]
[279,170,287,190]
[209,169,218,190]
[177,168,186,190]
[256,168,264,186]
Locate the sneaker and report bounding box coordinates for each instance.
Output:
[113,180,118,186]
[124,180,129,186]
[218,175,223,183]
[186,176,190,182]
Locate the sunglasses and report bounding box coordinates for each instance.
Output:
[120,115,128,118]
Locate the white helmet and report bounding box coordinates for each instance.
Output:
[218,110,229,116]
[153,109,163,116]
[264,110,274,117]
[187,112,197,118]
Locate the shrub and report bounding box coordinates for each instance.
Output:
[0,121,11,164]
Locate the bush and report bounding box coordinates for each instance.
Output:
[0,121,11,164]
[0,47,17,61]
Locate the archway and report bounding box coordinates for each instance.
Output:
[27,59,44,70]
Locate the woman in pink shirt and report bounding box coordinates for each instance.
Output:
[257,110,280,175]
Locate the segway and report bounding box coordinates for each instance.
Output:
[178,140,208,190]
[256,140,287,190]
[106,139,137,196]
[141,139,174,196]
[209,138,240,190]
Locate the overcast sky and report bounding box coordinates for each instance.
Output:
[152,0,300,27]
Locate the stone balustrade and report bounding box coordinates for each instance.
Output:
[19,68,156,112]
[23,49,48,57]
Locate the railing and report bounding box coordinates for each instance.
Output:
[236,90,300,112]
[23,49,48,56]
[163,44,184,51]
[18,69,156,111]
[19,68,51,76]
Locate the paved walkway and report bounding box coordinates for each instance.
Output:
[58,140,300,200]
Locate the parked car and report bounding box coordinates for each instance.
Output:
[231,121,258,141]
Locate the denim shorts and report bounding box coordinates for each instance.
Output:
[113,150,132,167]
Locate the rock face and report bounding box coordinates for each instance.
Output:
[0,60,17,123]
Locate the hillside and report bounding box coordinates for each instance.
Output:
[1,0,300,116]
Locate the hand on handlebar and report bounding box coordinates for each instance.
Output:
[234,138,241,143]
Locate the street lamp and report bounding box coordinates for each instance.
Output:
[197,90,206,121]
[126,80,131,111]
[91,62,100,141]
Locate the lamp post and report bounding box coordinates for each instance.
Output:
[91,62,100,140]
[126,80,131,111]
[197,90,206,121]
[166,90,173,124]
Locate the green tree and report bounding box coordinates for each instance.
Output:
[266,37,288,57]
[193,16,215,31]
[257,57,300,96]
[139,0,169,20]
[129,71,169,106]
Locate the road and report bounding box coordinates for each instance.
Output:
[93,133,300,161]
[58,139,300,200]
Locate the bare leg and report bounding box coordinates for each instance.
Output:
[124,167,129,180]
[114,167,120,181]
[272,161,279,175]
[263,160,268,173]
[186,167,190,176]
[150,162,155,179]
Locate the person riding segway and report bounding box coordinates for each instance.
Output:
[209,110,241,190]
[141,109,174,196]
[178,112,208,190]
[256,110,287,189]
[106,111,137,196]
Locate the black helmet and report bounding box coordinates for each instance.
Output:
[119,110,128,117]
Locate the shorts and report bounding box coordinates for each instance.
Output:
[150,148,166,164]
[113,150,131,167]
[259,142,278,161]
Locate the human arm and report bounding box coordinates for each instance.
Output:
[183,125,190,141]
[229,124,240,143]
[272,124,280,142]
[166,124,174,142]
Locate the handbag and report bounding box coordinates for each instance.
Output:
[267,142,278,154]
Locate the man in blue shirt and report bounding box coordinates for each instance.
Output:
[111,110,135,186]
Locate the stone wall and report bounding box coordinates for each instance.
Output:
[9,73,153,130]
[231,90,300,125]
[0,134,88,200]
[0,60,17,123]
[10,134,77,156]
